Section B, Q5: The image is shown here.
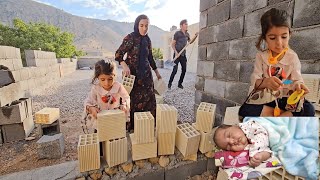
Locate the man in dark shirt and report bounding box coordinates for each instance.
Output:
[168,19,191,89]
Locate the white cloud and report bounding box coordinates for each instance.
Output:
[145,0,161,9]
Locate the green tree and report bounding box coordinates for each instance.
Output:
[0,18,84,60]
[152,48,163,60]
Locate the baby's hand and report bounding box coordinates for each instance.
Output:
[249,154,263,167]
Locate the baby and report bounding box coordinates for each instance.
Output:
[212,120,272,167]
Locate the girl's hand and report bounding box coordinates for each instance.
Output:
[88,106,100,119]
[121,61,130,77]
[264,76,283,91]
[249,154,263,167]
[119,105,128,112]
[294,82,309,94]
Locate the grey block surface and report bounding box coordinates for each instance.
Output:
[36,133,65,159]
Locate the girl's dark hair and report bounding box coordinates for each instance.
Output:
[256,8,291,51]
[91,59,116,84]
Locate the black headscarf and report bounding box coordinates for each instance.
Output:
[132,14,150,79]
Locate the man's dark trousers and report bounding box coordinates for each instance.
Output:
[169,55,187,86]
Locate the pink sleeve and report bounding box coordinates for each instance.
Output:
[250,53,264,87]
[290,55,304,84]
[84,86,98,112]
[119,84,130,110]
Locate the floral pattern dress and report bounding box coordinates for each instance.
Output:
[115,33,157,129]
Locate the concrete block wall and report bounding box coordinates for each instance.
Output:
[197,0,320,122]
[0,46,78,99]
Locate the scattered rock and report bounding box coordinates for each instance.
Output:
[104,167,118,176]
[19,155,27,162]
[159,156,170,167]
[75,177,85,180]
[191,175,202,180]
[183,154,197,161]
[23,144,29,148]
[120,162,133,173]
[148,157,159,165]
[135,160,146,169]
[25,137,36,141]
[144,161,152,170]
[101,174,111,180]
[61,119,68,124]
[208,175,214,180]
[89,171,102,180]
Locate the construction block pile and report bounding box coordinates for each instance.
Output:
[57,58,78,77]
[131,111,157,161]
[78,110,128,172]
[35,108,64,159]
[76,102,217,173]
[0,98,34,144]
[0,46,78,98]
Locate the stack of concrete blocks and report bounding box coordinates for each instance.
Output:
[0,46,25,106]
[24,50,60,95]
[223,106,241,125]
[122,75,135,94]
[78,133,100,172]
[35,108,64,159]
[57,58,78,77]
[0,98,34,143]
[156,104,177,155]
[193,102,216,154]
[97,110,127,167]
[130,111,157,161]
[175,123,200,157]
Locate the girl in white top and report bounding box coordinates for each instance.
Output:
[239,8,315,118]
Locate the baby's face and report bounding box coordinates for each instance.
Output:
[215,126,248,151]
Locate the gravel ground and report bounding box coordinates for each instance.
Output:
[0,67,196,175]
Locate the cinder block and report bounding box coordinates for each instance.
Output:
[134,112,155,144]
[192,123,214,154]
[153,78,167,95]
[223,106,241,125]
[157,132,175,155]
[35,108,60,124]
[97,110,126,142]
[36,133,64,159]
[38,120,60,136]
[0,83,24,107]
[122,75,135,94]
[0,98,32,125]
[12,59,23,70]
[176,123,201,157]
[155,94,164,104]
[103,137,128,167]
[259,167,305,180]
[11,70,21,82]
[0,59,14,70]
[1,116,34,142]
[0,70,15,87]
[156,104,177,133]
[19,68,31,81]
[196,102,216,132]
[0,46,17,59]
[130,133,157,161]
[78,133,100,172]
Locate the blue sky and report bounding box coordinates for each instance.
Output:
[33,0,200,31]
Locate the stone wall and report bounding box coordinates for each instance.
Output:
[196,0,320,123]
[77,56,105,69]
